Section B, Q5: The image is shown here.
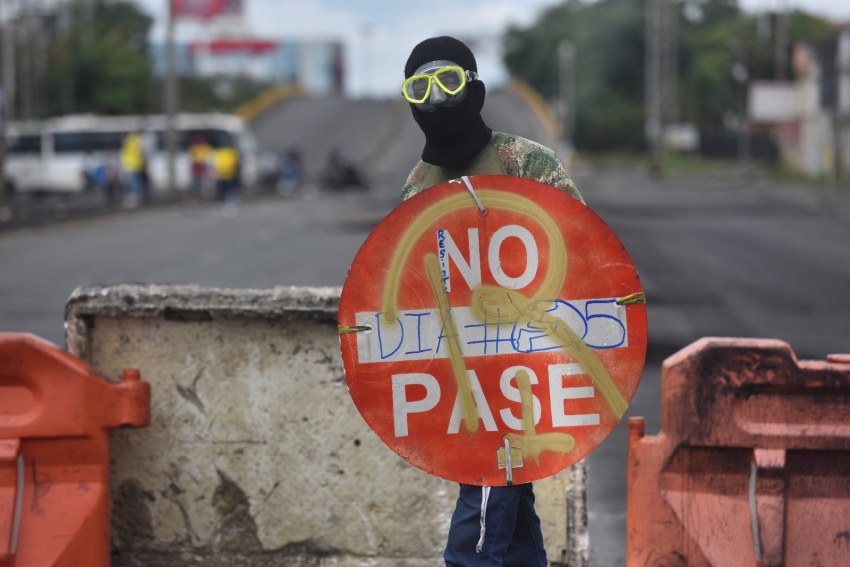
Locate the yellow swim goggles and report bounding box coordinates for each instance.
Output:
[402,60,479,110]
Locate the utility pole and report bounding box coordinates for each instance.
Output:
[836,27,849,183]
[33,1,46,119]
[20,4,30,121]
[81,0,94,46]
[775,1,789,80]
[2,0,15,123]
[0,86,5,209]
[645,0,664,174]
[732,61,750,164]
[59,0,74,114]
[164,0,177,194]
[0,0,7,208]
[661,0,678,128]
[19,0,44,121]
[558,40,576,150]
[733,12,750,166]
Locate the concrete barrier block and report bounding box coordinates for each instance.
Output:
[66,284,585,566]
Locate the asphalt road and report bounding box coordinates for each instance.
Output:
[2,92,850,566]
[578,170,850,565]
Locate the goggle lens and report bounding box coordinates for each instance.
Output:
[434,68,464,93]
[408,77,431,101]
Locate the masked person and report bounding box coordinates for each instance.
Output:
[400,36,585,567]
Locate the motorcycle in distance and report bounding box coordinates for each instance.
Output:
[320,148,367,192]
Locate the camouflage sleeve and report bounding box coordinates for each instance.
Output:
[495,133,585,204]
[401,160,432,201]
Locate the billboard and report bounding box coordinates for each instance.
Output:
[748,81,798,123]
[172,0,242,19]
[151,39,345,96]
[180,40,344,95]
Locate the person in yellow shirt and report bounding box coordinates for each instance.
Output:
[120,131,145,209]
[214,145,241,214]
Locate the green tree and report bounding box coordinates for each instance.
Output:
[503,0,841,152]
[46,0,153,116]
[679,6,839,134]
[505,0,645,151]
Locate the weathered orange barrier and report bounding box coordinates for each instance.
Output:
[627,338,850,567]
[0,333,150,567]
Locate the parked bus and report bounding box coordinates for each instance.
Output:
[3,113,259,194]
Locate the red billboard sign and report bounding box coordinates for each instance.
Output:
[172,0,242,19]
[188,40,278,55]
[339,175,647,486]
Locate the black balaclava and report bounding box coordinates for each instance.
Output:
[405,36,492,168]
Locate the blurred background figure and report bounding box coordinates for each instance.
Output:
[186,134,212,207]
[140,127,157,201]
[277,142,303,195]
[120,130,145,209]
[82,153,98,193]
[101,151,123,206]
[258,148,281,192]
[214,143,241,215]
[323,147,365,191]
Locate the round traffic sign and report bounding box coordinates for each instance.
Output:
[339,175,646,485]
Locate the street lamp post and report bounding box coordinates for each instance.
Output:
[645,0,664,174]
[0,0,12,207]
[360,23,373,99]
[2,0,14,123]
[0,87,5,209]
[558,40,576,150]
[164,0,177,194]
[731,61,750,165]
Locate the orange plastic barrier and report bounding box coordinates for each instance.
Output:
[627,338,850,567]
[0,334,150,567]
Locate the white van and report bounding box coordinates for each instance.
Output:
[3,113,259,194]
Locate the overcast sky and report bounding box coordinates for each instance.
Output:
[136,0,850,97]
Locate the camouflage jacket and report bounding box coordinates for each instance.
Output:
[401,132,583,203]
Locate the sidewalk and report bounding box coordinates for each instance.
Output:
[0,189,184,233]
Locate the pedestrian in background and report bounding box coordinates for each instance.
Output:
[140,127,157,201]
[214,144,241,216]
[186,134,212,208]
[102,151,122,206]
[120,130,145,209]
[259,149,281,192]
[278,142,303,195]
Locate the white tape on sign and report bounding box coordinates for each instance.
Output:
[355,298,628,364]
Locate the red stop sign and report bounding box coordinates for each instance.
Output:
[339,175,647,485]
